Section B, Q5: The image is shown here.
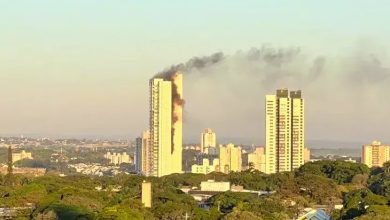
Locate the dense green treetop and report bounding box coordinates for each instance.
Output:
[0,160,389,220]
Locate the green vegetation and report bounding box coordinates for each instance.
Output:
[0,160,389,219]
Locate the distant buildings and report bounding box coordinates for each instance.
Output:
[265,89,305,174]
[0,166,45,177]
[104,152,131,165]
[201,128,217,154]
[191,158,220,174]
[69,163,126,176]
[149,73,183,177]
[12,150,32,162]
[362,141,390,167]
[247,147,266,172]
[219,143,242,173]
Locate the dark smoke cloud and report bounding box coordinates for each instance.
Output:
[246,46,300,66]
[153,44,390,143]
[154,52,225,79]
[153,52,227,153]
[153,46,326,112]
[308,56,326,82]
[348,54,390,84]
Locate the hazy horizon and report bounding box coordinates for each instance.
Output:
[2,1,390,145]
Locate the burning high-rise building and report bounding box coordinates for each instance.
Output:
[149,72,183,177]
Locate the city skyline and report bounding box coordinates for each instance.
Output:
[2,1,390,145]
[3,2,390,219]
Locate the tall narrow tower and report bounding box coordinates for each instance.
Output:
[149,73,183,177]
[265,89,304,174]
[290,90,304,170]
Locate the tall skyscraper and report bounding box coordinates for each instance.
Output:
[265,89,304,174]
[149,73,183,177]
[362,141,390,168]
[219,143,242,173]
[135,130,151,175]
[201,128,217,154]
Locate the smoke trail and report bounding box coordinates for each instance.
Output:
[154,52,225,80]
[153,52,226,123]
[348,54,390,84]
[308,56,326,82]
[150,43,390,143]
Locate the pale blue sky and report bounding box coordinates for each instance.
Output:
[1,1,390,144]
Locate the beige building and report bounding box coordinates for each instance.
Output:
[247,147,266,172]
[149,73,183,177]
[12,150,33,162]
[200,180,230,192]
[135,131,152,175]
[191,158,220,174]
[304,147,311,163]
[362,141,390,168]
[201,128,217,154]
[265,89,304,174]
[104,152,131,165]
[219,143,242,173]
[141,181,152,208]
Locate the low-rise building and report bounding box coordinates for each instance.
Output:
[200,180,230,192]
[0,166,45,177]
[12,150,33,162]
[191,158,220,174]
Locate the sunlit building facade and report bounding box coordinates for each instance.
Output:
[149,73,183,177]
[12,150,33,162]
[362,141,390,168]
[304,147,311,163]
[247,147,266,172]
[191,158,220,174]
[219,143,242,173]
[135,130,152,175]
[201,128,217,154]
[142,181,152,208]
[104,152,131,165]
[265,89,304,174]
